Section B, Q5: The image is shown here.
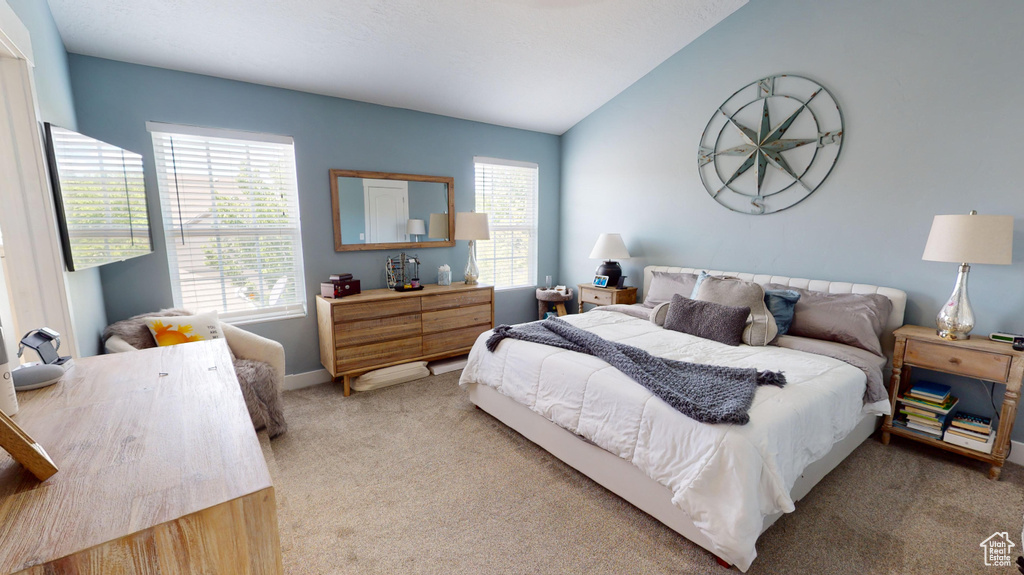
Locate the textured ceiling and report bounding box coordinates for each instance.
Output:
[46,0,746,135]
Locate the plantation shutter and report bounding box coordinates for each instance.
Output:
[473,157,538,289]
[148,122,306,324]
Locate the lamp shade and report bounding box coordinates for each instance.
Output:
[454,212,490,241]
[406,218,426,236]
[589,233,630,260]
[922,213,1013,265]
[427,213,448,239]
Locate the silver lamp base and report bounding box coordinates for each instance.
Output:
[936,263,974,340]
[464,240,479,285]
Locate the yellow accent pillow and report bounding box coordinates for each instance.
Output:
[145,312,225,347]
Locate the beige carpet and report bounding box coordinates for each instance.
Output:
[261,372,1023,574]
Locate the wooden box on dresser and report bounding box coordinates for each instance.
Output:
[317,282,495,395]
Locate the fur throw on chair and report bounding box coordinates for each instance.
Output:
[103,308,288,438]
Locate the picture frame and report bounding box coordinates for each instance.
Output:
[0,409,59,481]
[593,275,609,288]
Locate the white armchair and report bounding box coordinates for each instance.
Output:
[104,322,285,393]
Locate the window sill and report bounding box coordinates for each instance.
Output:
[220,308,307,326]
[493,285,540,293]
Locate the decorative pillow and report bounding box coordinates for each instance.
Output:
[693,276,778,346]
[145,311,225,347]
[663,294,749,346]
[643,271,699,308]
[764,289,801,336]
[650,301,671,326]
[766,284,893,356]
[690,270,709,298]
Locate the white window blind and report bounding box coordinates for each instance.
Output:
[148,122,306,324]
[473,157,538,289]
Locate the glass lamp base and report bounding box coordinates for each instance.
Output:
[935,263,974,340]
[464,240,479,285]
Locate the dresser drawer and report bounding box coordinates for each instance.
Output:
[333,297,421,322]
[421,289,491,312]
[337,336,422,372]
[905,339,1011,382]
[422,325,488,356]
[582,288,613,306]
[422,304,491,335]
[335,313,421,347]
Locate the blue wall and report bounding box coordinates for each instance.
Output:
[68,55,560,375]
[5,0,107,356]
[560,0,1024,440]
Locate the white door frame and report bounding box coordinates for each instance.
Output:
[0,4,79,358]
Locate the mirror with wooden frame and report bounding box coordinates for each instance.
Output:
[331,170,455,252]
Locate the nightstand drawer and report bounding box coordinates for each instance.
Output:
[582,288,613,306]
[905,339,1011,382]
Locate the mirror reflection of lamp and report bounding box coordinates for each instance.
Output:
[428,213,448,240]
[406,219,426,242]
[454,212,490,285]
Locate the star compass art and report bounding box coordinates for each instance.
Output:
[697,75,844,215]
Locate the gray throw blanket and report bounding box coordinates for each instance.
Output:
[486,318,785,425]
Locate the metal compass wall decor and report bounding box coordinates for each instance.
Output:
[697,75,844,215]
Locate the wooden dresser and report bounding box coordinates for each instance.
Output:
[0,340,281,574]
[317,282,494,395]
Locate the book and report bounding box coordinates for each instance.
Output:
[900,405,937,418]
[945,426,991,442]
[891,419,942,440]
[329,273,353,282]
[905,421,943,438]
[898,394,958,415]
[951,412,992,433]
[943,427,995,454]
[906,414,943,428]
[907,381,951,402]
[901,409,945,424]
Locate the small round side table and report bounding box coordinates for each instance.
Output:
[536,288,574,320]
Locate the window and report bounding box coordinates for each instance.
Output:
[148,122,305,324]
[473,157,538,289]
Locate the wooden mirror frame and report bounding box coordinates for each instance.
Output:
[330,169,456,252]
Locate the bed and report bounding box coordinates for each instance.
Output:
[459,266,907,571]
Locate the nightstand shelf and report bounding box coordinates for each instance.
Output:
[577,284,637,313]
[882,325,1022,479]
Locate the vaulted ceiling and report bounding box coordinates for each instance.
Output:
[47,0,746,135]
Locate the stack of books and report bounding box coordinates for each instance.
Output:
[893,382,957,439]
[943,412,995,454]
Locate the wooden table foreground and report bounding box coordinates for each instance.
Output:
[0,340,282,574]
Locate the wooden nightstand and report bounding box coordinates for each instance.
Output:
[577,283,637,313]
[883,325,1023,479]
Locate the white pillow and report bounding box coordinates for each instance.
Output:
[145,311,225,347]
[352,361,430,392]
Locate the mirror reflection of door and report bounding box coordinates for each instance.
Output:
[363,179,409,244]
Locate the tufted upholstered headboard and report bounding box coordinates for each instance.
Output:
[642,266,908,356]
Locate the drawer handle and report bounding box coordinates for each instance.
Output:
[948,357,962,365]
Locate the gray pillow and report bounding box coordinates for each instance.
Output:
[663,294,749,346]
[643,272,699,308]
[693,276,778,346]
[766,284,893,357]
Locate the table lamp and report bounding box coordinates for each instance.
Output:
[428,213,449,240]
[454,212,490,284]
[922,210,1013,340]
[406,219,426,242]
[589,233,630,288]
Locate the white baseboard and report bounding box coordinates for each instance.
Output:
[283,369,331,391]
[1008,440,1024,467]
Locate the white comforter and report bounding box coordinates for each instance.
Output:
[459,310,886,571]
